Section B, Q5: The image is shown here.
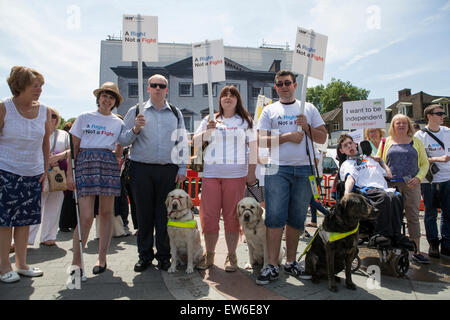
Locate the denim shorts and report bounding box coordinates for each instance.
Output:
[264,165,312,230]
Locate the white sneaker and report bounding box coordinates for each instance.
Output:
[0,270,20,283]
[16,267,44,277]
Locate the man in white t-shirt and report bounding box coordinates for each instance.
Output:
[414,104,450,258]
[338,134,412,249]
[256,70,327,285]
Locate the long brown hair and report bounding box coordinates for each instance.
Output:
[217,85,253,129]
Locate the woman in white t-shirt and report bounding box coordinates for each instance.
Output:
[193,85,257,272]
[28,107,72,246]
[69,82,126,276]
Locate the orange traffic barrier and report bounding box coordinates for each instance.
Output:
[181,169,202,207]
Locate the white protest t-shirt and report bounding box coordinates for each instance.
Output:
[340,156,388,190]
[415,126,450,183]
[195,114,252,178]
[257,100,324,166]
[70,111,124,151]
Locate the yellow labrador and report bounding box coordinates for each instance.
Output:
[237,197,284,269]
[165,189,204,274]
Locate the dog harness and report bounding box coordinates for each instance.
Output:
[318,223,359,244]
[298,223,360,261]
[167,219,197,229]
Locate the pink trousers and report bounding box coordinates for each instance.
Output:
[199,177,246,234]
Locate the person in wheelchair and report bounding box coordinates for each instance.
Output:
[337,134,414,250]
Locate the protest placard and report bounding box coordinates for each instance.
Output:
[343,99,386,130]
[292,27,328,80]
[253,94,272,126]
[122,15,158,62]
[192,39,225,85]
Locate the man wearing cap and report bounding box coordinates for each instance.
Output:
[119,74,189,272]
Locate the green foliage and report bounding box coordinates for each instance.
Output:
[306,78,370,114]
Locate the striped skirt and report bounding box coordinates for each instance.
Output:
[0,169,42,227]
[75,149,121,198]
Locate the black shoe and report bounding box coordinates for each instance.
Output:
[59,227,71,232]
[93,263,107,275]
[157,259,171,271]
[428,244,440,259]
[256,264,279,285]
[134,259,150,272]
[441,246,450,257]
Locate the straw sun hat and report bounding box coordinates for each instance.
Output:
[93,82,123,105]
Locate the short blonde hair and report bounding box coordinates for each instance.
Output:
[389,114,414,138]
[364,128,385,140]
[47,106,61,128]
[148,74,168,85]
[7,66,44,97]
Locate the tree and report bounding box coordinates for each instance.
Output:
[306,78,370,114]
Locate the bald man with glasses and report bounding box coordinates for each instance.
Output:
[120,74,189,272]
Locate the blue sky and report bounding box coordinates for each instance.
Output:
[0,0,449,119]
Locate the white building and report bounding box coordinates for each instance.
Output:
[100,38,303,131]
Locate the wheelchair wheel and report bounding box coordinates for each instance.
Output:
[351,255,361,273]
[391,252,409,277]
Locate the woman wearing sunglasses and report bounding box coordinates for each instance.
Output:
[28,107,73,247]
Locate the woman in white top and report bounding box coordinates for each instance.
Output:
[0,66,52,283]
[28,107,72,246]
[69,82,126,276]
[193,85,257,272]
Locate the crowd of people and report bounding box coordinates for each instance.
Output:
[0,66,448,288]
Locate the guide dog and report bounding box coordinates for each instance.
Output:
[305,193,377,292]
[165,189,204,274]
[237,197,284,269]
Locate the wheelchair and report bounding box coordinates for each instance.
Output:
[331,142,415,278]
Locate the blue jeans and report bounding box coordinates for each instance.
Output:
[264,165,312,230]
[421,181,450,249]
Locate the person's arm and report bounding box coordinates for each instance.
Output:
[344,175,356,194]
[40,107,52,186]
[257,129,304,149]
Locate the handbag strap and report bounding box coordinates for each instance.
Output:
[421,128,445,150]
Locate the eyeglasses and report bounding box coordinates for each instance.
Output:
[275,80,294,87]
[149,83,167,89]
[430,112,446,116]
[51,114,58,119]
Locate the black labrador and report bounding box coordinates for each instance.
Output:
[305,193,377,292]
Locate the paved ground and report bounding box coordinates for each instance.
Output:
[1,210,449,300]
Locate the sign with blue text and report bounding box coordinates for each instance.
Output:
[292,27,328,80]
[122,15,158,62]
[192,39,225,85]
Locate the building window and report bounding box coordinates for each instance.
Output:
[128,83,139,98]
[203,84,217,97]
[179,83,193,97]
[252,87,262,98]
[333,122,339,131]
[226,83,240,91]
[398,104,413,117]
[183,115,193,132]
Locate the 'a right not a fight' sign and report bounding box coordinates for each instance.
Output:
[343,98,385,130]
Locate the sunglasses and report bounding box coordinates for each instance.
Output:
[149,83,167,89]
[431,112,446,116]
[275,80,294,87]
[51,114,58,119]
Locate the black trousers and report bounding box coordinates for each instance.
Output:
[129,161,178,262]
[364,188,404,239]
